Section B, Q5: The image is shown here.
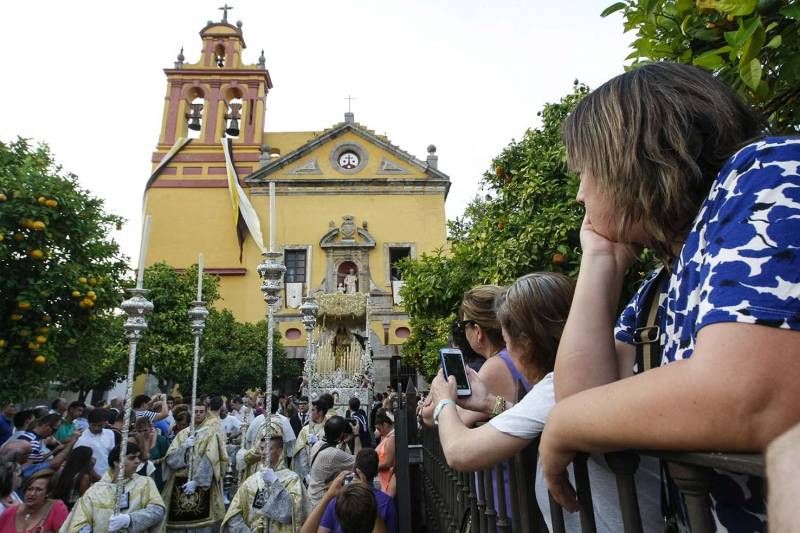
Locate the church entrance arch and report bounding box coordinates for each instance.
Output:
[337,261,359,293]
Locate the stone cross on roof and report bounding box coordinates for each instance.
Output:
[219,3,233,23]
[345,95,356,113]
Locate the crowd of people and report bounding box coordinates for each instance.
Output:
[0,390,399,533]
[419,61,800,533]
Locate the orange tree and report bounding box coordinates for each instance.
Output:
[0,138,129,402]
[603,0,800,132]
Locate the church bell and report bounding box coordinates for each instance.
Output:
[186,103,203,131]
[225,102,243,137]
[225,117,240,137]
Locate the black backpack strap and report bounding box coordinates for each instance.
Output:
[633,269,668,373]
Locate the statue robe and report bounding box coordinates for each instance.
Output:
[60,472,165,533]
[162,421,227,532]
[291,422,325,482]
[221,466,307,533]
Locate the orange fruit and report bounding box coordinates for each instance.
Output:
[18,329,30,337]
[0,193,6,201]
[0,234,4,242]
[0,340,6,348]
[78,276,87,284]
[28,342,40,351]
[10,314,23,321]
[34,355,46,365]
[17,301,31,310]
[71,290,81,298]
[88,278,97,286]
[38,196,47,205]
[45,199,58,208]
[82,298,94,308]
[32,221,45,231]
[552,253,567,265]
[29,249,45,260]
[86,290,96,300]
[35,335,47,344]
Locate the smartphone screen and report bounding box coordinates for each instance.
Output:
[440,348,470,394]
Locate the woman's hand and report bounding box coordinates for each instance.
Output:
[429,370,457,407]
[538,411,579,512]
[419,395,435,427]
[454,367,494,414]
[579,215,639,272]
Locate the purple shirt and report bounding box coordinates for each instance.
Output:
[319,486,397,533]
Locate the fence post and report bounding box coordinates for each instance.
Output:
[605,451,644,533]
[394,380,415,533]
[666,461,715,533]
[573,454,598,533]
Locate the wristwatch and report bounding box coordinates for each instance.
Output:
[490,395,506,417]
[433,399,455,426]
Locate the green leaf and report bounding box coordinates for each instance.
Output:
[779,5,800,19]
[693,53,727,69]
[740,22,765,64]
[601,2,628,17]
[717,0,757,16]
[765,34,782,48]
[740,57,763,89]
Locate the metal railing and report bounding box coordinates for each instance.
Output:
[415,415,765,532]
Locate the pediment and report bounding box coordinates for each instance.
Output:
[245,120,449,184]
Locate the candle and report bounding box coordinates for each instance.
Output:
[196,253,204,301]
[136,215,152,289]
[306,245,311,297]
[269,181,276,252]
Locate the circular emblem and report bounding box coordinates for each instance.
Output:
[338,151,360,169]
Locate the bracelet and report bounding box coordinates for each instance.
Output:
[490,395,506,417]
[433,399,456,426]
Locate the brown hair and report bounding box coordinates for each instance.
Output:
[460,285,505,348]
[335,482,378,533]
[23,468,56,495]
[495,272,575,374]
[562,62,762,264]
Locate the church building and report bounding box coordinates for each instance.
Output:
[143,13,450,390]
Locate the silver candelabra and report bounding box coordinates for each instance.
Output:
[256,250,286,465]
[186,299,209,481]
[116,288,154,513]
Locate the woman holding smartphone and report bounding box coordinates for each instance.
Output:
[428,272,663,531]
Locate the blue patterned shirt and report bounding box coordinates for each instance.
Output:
[615,137,800,532]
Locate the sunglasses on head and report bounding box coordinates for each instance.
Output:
[455,319,477,332]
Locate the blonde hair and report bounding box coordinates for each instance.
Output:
[460,285,504,348]
[495,272,574,374]
[562,62,762,264]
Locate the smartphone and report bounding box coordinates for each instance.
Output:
[439,348,472,397]
[344,473,356,485]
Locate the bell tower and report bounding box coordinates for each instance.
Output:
[155,11,272,149]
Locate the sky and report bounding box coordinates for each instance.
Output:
[1,1,633,269]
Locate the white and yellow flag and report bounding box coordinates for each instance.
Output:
[222,138,265,260]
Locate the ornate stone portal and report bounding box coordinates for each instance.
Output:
[303,216,377,412]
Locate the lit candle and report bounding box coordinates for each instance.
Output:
[136,215,152,289]
[196,253,204,301]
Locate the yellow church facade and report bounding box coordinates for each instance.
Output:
[142,16,449,389]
